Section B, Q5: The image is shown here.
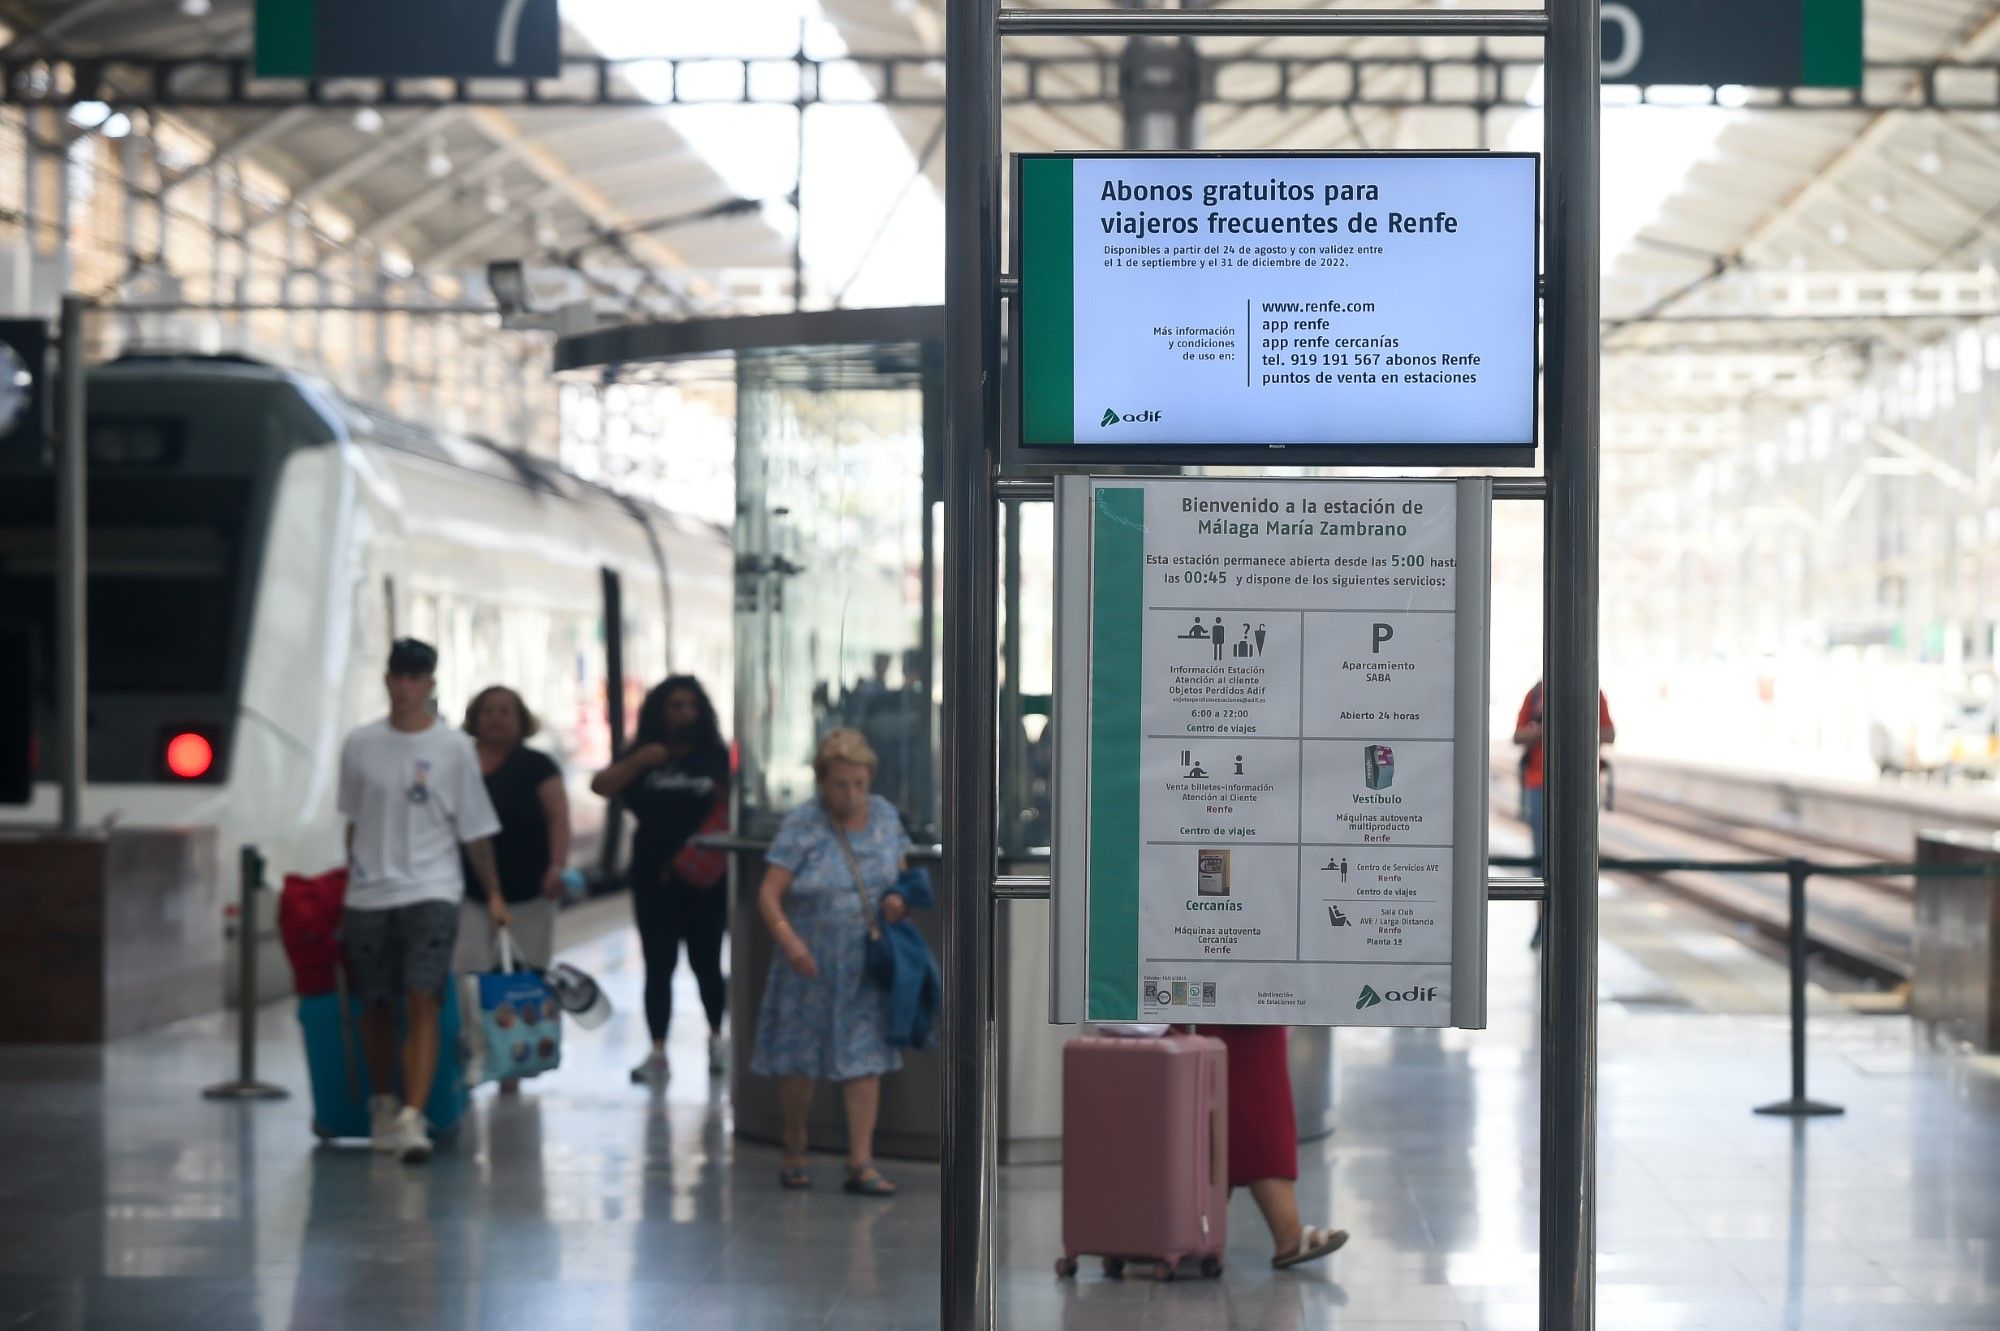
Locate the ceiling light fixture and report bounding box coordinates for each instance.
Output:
[424,136,452,180]
[484,177,509,216]
[1827,219,1850,246]
[1918,141,1944,176]
[65,100,111,130]
[179,0,212,15]
[352,105,384,134]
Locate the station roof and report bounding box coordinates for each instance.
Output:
[11,0,1996,464]
[0,0,797,310]
[831,0,2000,460]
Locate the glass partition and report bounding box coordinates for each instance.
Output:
[734,343,937,840]
[556,308,945,846]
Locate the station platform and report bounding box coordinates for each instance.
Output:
[3,879,1998,1331]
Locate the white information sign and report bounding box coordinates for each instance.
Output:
[1018,152,1538,455]
[1052,477,1490,1028]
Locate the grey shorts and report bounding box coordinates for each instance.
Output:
[343,900,460,1004]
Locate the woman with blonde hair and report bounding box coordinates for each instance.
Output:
[750,728,911,1195]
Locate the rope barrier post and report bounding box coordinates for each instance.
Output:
[204,844,289,1102]
[1754,858,1842,1118]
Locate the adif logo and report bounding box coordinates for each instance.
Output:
[1356,984,1439,1010]
[1100,407,1163,427]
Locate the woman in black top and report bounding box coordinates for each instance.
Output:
[455,686,572,1092]
[592,674,730,1085]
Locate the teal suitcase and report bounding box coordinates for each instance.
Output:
[298,984,470,1143]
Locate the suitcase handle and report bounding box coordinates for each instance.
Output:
[1209,1058,1226,1198]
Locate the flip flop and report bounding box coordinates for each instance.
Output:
[778,1165,812,1190]
[1272,1225,1349,1269]
[842,1166,898,1197]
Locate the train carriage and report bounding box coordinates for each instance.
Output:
[0,353,731,904]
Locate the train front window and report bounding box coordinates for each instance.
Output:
[0,475,252,696]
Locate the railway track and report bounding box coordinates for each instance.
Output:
[1493,778,1925,988]
[1597,799,1913,988]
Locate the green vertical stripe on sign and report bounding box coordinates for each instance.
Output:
[1088,486,1144,1020]
[254,0,316,77]
[1020,156,1076,446]
[1801,0,1863,88]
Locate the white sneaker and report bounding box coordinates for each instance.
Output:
[630,1052,668,1086]
[368,1095,400,1153]
[394,1106,432,1164]
[708,1033,727,1077]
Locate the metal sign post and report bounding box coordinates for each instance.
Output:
[1541,1,1604,1325]
[55,294,86,837]
[943,5,1600,1330]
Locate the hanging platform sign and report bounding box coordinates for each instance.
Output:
[1014,151,1538,465]
[1051,477,1491,1029]
[1602,0,1863,89]
[255,0,560,79]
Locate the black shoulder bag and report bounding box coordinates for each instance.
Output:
[829,815,896,990]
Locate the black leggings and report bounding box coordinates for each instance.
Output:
[632,881,728,1041]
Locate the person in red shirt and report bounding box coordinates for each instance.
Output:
[1513,681,1614,947]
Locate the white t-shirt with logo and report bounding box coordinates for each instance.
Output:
[338,717,501,911]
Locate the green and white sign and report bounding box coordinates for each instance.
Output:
[1051,477,1491,1028]
[1017,152,1538,456]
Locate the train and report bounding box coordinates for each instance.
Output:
[0,352,733,901]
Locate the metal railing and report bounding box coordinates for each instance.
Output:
[1491,851,2000,1118]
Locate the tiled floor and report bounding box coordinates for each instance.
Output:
[3,875,1999,1330]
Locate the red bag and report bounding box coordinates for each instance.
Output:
[278,867,348,997]
[668,797,729,889]
[1058,1033,1228,1279]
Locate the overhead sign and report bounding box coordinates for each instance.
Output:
[1015,152,1538,461]
[255,0,560,79]
[1051,477,1491,1029]
[1602,0,1863,89]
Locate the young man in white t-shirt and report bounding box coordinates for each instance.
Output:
[339,638,510,1163]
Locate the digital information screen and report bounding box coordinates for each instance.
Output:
[1016,152,1539,459]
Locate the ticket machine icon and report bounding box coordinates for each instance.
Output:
[1362,744,1395,790]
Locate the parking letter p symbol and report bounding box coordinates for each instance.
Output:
[1371,622,1394,653]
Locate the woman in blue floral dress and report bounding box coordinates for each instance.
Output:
[752,728,911,1195]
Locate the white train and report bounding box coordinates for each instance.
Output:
[0,353,733,894]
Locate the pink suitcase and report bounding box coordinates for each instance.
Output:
[1056,1032,1228,1281]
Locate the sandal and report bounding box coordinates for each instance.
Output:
[1272,1224,1348,1269]
[777,1165,812,1190]
[842,1165,898,1197]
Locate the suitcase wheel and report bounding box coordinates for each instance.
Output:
[311,1117,332,1142]
[1102,1257,1125,1280]
[1199,1256,1224,1279]
[1154,1258,1177,1282]
[1054,1257,1078,1279]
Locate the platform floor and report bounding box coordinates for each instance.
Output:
[3,875,1999,1330]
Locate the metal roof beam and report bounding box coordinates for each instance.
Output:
[159,105,314,195]
[0,0,122,57]
[421,180,563,267]
[351,142,520,244]
[289,106,462,209]
[457,106,712,310]
[6,51,1999,112]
